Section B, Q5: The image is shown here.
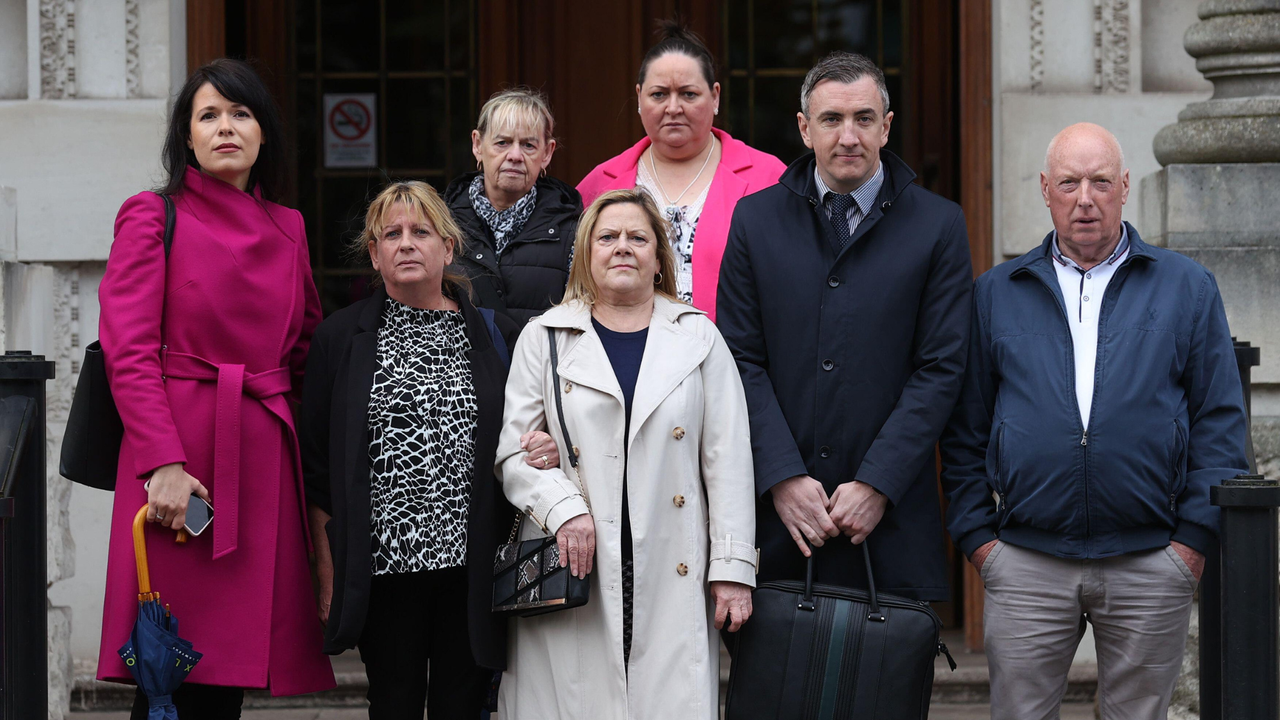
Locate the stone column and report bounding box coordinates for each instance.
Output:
[1141,2,1280,718]
[1152,0,1280,165]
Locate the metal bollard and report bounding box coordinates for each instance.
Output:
[1211,474,1280,720]
[0,351,54,720]
[1234,340,1262,473]
[1199,339,1262,720]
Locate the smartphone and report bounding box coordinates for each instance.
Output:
[141,481,215,536]
[183,494,214,536]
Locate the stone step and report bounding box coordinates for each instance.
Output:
[72,665,1098,712]
[71,672,372,712]
[929,664,1097,704]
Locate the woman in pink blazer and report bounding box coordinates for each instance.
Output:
[97,59,334,719]
[577,23,786,322]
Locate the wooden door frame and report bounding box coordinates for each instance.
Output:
[186,0,226,72]
[958,0,994,652]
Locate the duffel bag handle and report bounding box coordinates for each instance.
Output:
[800,539,885,622]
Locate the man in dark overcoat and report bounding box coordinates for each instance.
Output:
[716,52,972,600]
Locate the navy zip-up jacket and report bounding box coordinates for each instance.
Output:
[940,223,1249,559]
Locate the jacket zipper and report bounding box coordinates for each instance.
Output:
[1084,258,1136,548]
[1030,273,1092,547]
[994,422,1008,519]
[1170,419,1187,513]
[1022,247,1146,555]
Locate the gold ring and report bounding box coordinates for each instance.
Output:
[541,455,549,467]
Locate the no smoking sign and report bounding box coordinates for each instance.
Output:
[323,93,377,168]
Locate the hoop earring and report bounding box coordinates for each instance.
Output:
[654,272,663,285]
[476,159,482,171]
[540,167,548,178]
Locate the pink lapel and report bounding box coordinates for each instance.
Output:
[690,129,754,321]
[585,137,651,203]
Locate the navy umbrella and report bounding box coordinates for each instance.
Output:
[119,505,203,720]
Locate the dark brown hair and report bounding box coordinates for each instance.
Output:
[637,20,717,89]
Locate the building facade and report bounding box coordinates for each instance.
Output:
[0,1,1274,716]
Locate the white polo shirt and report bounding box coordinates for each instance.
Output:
[1051,226,1130,430]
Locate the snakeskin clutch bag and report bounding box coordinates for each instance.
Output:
[493,327,592,617]
[492,536,590,615]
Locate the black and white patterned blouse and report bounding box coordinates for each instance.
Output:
[368,297,477,575]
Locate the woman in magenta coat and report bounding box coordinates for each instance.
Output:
[577,23,786,322]
[96,59,335,719]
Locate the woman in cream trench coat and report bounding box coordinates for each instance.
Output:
[495,190,758,720]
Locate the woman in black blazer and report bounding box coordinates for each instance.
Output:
[298,181,557,720]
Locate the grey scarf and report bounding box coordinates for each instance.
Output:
[469,175,538,256]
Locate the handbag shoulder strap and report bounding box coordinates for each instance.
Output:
[504,326,586,543]
[546,326,578,470]
[156,192,176,258]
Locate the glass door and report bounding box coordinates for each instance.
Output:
[294,0,479,314]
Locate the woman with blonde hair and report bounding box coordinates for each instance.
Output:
[299,181,558,719]
[496,188,759,719]
[447,87,583,323]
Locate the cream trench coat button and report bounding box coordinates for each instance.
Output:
[676,563,688,576]
[673,494,686,507]
[673,427,685,440]
[564,381,573,393]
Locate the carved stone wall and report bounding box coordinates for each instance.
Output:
[1097,0,1131,94]
[1029,0,1044,91]
[125,0,140,99]
[1022,0,1130,95]
[39,0,76,99]
[47,265,79,587]
[9,2,173,716]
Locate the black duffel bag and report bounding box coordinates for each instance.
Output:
[59,193,175,491]
[725,540,956,720]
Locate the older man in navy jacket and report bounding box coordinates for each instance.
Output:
[940,123,1249,720]
[717,52,972,601]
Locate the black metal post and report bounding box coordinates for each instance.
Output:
[1234,340,1261,473]
[1200,339,1262,720]
[1211,475,1280,720]
[0,351,54,720]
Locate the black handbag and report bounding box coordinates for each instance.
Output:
[724,540,956,720]
[59,193,176,491]
[492,327,591,616]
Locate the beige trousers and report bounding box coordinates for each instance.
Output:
[982,541,1197,720]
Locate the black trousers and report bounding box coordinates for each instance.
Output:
[359,565,489,720]
[130,683,243,720]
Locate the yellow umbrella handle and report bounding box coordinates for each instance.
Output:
[132,505,191,600]
[132,505,152,598]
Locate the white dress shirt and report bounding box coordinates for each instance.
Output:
[1051,226,1130,430]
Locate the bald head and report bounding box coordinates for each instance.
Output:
[1040,123,1130,267]
[1044,123,1125,175]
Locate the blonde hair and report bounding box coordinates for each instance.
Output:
[562,189,680,306]
[352,181,471,294]
[475,87,556,143]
